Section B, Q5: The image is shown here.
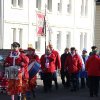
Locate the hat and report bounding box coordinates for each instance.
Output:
[91,46,97,50]
[28,47,35,52]
[82,48,87,52]
[12,42,20,48]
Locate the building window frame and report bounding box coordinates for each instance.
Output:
[57,31,61,51]
[11,0,23,8]
[11,28,16,42]
[81,0,88,16]
[66,32,71,48]
[66,0,72,14]
[47,0,52,12]
[18,28,23,47]
[35,37,41,51]
[57,0,62,13]
[36,0,41,10]
[80,32,87,50]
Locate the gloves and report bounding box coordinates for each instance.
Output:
[4,63,10,67]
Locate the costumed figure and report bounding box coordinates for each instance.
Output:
[26,47,40,99]
[4,42,29,100]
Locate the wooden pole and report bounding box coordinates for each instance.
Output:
[44,4,46,53]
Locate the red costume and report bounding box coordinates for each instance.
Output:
[40,53,56,73]
[65,54,82,74]
[4,50,29,95]
[51,50,61,69]
[27,48,40,90]
[86,54,100,76]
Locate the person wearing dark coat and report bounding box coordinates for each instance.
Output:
[60,48,70,87]
[89,46,97,56]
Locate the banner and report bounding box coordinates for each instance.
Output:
[36,13,45,36]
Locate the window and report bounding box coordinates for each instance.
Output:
[81,0,88,16]
[12,28,16,42]
[18,28,23,47]
[57,0,62,13]
[66,33,70,48]
[47,0,52,12]
[81,0,84,16]
[11,0,17,7]
[80,33,83,50]
[80,32,87,50]
[11,0,23,8]
[84,33,87,48]
[35,37,40,51]
[85,0,88,16]
[18,0,23,8]
[67,0,71,14]
[57,32,61,50]
[36,0,41,10]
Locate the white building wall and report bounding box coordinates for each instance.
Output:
[0,0,95,55]
[3,0,29,49]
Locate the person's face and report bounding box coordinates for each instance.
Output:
[65,49,69,54]
[71,50,75,55]
[12,46,19,51]
[46,48,51,55]
[49,45,53,50]
[28,50,33,55]
[82,51,87,55]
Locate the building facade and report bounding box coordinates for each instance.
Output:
[0,0,95,55]
[95,0,100,49]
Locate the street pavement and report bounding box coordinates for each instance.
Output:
[0,76,100,100]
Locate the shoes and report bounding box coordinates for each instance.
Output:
[94,93,98,97]
[18,96,22,100]
[90,93,93,97]
[70,88,76,92]
[55,85,59,90]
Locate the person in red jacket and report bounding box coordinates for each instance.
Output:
[26,47,40,99]
[4,42,29,100]
[86,50,100,97]
[65,47,82,92]
[40,47,56,92]
[48,43,61,90]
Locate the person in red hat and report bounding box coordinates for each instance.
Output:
[26,47,40,99]
[4,42,29,100]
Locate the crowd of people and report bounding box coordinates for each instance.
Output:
[0,42,100,100]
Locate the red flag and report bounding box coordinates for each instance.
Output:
[36,13,45,36]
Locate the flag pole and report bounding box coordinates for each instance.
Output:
[44,4,46,53]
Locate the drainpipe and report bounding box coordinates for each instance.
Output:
[0,0,4,49]
[93,0,96,45]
